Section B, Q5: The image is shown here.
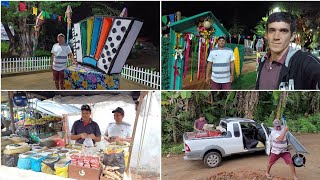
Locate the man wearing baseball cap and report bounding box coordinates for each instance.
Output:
[70,104,101,144]
[206,36,235,90]
[266,119,298,180]
[104,107,132,143]
[51,33,77,90]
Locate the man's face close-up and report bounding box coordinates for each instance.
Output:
[81,110,91,120]
[275,126,281,131]
[218,39,226,48]
[265,21,295,54]
[114,112,124,122]
[57,36,65,44]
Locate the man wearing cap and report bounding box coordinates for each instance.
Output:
[104,107,132,143]
[70,105,101,144]
[51,33,77,90]
[266,119,298,180]
[206,36,235,90]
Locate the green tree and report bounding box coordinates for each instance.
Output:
[1,1,121,57]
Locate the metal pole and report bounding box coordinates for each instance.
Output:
[8,91,16,134]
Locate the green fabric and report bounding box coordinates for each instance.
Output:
[161,37,170,90]
[80,21,87,57]
[162,16,168,24]
[192,35,198,81]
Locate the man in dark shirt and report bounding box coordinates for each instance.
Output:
[70,104,101,144]
[256,12,320,90]
[193,114,208,131]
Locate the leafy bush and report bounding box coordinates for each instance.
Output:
[34,49,51,57]
[162,143,184,154]
[1,41,10,53]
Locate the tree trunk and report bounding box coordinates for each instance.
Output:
[172,99,178,144]
[276,92,288,119]
[244,92,259,119]
[2,23,19,56]
[18,18,34,57]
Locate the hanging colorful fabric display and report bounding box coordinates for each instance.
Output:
[191,37,198,82]
[19,2,26,12]
[1,1,10,8]
[32,7,37,15]
[58,16,62,21]
[183,33,193,78]
[173,33,183,89]
[197,36,202,80]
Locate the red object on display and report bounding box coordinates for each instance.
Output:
[19,2,26,12]
[196,132,208,138]
[55,139,65,147]
[207,131,221,137]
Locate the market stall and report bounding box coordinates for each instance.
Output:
[1,91,160,179]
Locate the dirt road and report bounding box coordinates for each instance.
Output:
[162,134,320,180]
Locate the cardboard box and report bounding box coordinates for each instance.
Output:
[68,164,102,180]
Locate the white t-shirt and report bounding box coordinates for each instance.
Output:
[51,43,72,71]
[270,126,288,154]
[207,47,235,83]
[105,122,132,138]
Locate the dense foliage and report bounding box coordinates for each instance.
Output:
[162,91,320,148]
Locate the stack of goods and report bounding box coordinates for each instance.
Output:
[68,154,102,179]
[17,151,36,170]
[101,166,123,180]
[1,138,14,152]
[207,131,222,137]
[39,139,57,148]
[30,154,48,172]
[70,154,100,169]
[195,132,208,138]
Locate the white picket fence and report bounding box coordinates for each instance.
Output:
[121,64,160,90]
[1,57,160,89]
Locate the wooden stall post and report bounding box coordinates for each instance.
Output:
[126,91,149,174]
[8,91,16,134]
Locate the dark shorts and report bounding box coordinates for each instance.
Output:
[269,152,293,165]
[210,80,231,90]
[53,70,64,82]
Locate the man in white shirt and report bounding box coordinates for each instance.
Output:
[51,33,77,90]
[266,119,298,180]
[206,36,235,90]
[104,107,132,143]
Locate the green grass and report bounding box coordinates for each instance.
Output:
[1,41,9,53]
[232,71,257,90]
[162,143,184,155]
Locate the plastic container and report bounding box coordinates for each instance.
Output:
[30,154,47,172]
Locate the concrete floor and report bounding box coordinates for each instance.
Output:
[1,71,154,90]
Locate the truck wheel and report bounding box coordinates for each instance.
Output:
[204,152,222,168]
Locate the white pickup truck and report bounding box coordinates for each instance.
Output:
[183,118,271,168]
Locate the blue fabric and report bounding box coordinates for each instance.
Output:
[1,1,9,8]
[90,17,103,57]
[83,57,97,67]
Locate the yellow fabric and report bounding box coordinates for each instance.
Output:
[86,17,94,56]
[41,163,55,175]
[234,47,240,77]
[55,165,69,178]
[32,7,37,15]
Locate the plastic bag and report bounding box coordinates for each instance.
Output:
[83,136,94,147]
